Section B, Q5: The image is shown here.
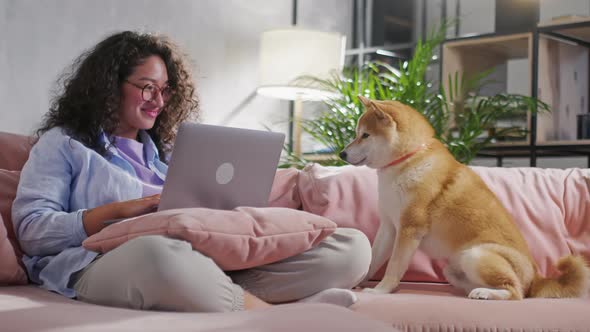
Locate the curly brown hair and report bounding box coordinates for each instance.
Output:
[37,30,199,162]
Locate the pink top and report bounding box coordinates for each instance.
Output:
[113,136,164,197]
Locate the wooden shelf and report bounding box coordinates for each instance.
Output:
[442,33,533,143]
[538,17,590,44]
[487,140,529,147]
[538,139,590,146]
[442,33,531,83]
[478,141,590,159]
[443,33,531,59]
[442,33,532,101]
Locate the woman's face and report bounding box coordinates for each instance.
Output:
[115,55,170,139]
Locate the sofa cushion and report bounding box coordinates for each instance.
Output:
[0,213,27,285]
[83,207,336,270]
[0,132,34,171]
[353,282,590,331]
[298,163,590,282]
[0,285,398,332]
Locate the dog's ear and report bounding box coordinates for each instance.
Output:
[372,103,393,125]
[358,95,373,108]
[358,95,393,125]
[358,95,379,111]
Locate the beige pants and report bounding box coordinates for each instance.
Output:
[71,228,371,312]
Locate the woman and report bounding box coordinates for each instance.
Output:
[12,31,371,312]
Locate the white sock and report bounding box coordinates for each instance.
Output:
[298,288,358,307]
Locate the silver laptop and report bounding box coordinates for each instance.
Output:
[157,122,285,211]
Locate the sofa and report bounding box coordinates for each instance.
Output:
[1,130,589,332]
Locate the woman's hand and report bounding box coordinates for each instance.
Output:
[82,194,160,236]
[115,194,161,219]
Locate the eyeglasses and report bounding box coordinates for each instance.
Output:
[124,80,172,102]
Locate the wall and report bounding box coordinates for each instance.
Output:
[0,0,352,138]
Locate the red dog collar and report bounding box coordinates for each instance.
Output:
[381,143,428,169]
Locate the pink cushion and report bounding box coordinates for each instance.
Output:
[268,168,301,209]
[298,164,590,282]
[0,132,34,171]
[83,207,336,270]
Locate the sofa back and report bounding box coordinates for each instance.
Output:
[472,166,590,276]
[2,129,589,285]
[0,132,32,285]
[0,132,34,171]
[297,164,590,282]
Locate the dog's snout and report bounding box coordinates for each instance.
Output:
[339,151,347,160]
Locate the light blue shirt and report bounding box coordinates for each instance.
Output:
[12,127,167,297]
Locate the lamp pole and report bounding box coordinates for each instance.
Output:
[293,95,303,157]
[288,0,298,155]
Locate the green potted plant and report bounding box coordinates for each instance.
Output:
[280,25,550,168]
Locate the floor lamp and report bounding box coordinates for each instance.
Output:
[256,28,346,157]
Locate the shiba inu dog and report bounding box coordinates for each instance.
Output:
[340,96,590,300]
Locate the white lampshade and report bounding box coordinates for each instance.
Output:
[257,28,346,101]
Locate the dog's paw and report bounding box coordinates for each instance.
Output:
[362,280,396,294]
[362,287,390,294]
[468,288,491,300]
[468,288,511,300]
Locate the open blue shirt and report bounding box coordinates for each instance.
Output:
[11,127,167,297]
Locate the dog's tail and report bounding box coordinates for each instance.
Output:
[528,255,590,298]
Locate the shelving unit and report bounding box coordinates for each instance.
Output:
[441,18,590,167]
[442,32,533,147]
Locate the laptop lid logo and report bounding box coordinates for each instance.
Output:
[216,162,234,185]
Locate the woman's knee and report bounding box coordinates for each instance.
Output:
[122,235,191,261]
[318,228,371,288]
[97,235,243,312]
[114,235,195,280]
